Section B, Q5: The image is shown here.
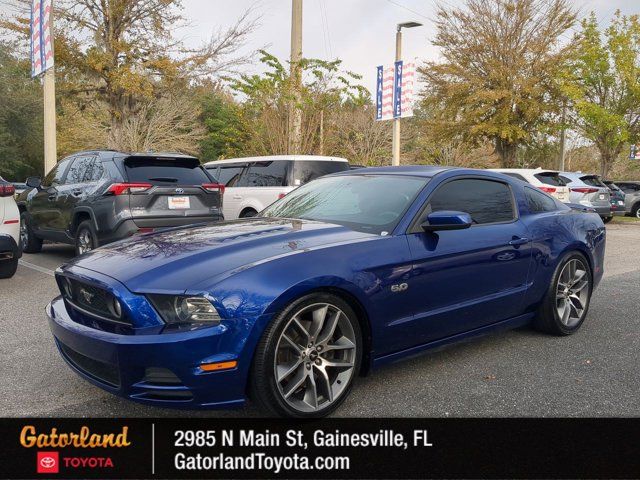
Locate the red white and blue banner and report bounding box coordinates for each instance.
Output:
[375,61,415,121]
[30,0,54,77]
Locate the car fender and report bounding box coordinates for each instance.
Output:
[70,206,98,233]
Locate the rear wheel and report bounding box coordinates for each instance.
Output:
[603,216,612,224]
[19,212,43,253]
[634,204,640,219]
[250,293,362,418]
[75,220,98,256]
[0,258,18,278]
[534,252,592,336]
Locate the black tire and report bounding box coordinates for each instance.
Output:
[633,203,640,219]
[240,209,257,218]
[603,216,612,224]
[533,251,593,336]
[74,220,99,256]
[249,293,362,418]
[19,211,43,253]
[0,258,18,279]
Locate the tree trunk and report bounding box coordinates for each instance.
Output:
[495,137,518,168]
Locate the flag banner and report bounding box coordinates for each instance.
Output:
[30,0,54,77]
[0,417,639,479]
[375,62,415,121]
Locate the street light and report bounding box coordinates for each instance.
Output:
[392,21,423,166]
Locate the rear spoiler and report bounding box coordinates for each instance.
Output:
[122,155,200,169]
[566,203,596,213]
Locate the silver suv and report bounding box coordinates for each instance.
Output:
[559,172,612,222]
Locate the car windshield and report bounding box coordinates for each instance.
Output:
[261,174,429,234]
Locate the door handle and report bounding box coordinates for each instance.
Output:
[47,194,56,201]
[508,237,529,246]
[233,195,242,200]
[72,189,83,196]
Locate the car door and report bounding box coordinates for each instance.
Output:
[401,176,533,347]
[217,163,248,219]
[57,155,95,233]
[241,160,289,211]
[29,156,73,236]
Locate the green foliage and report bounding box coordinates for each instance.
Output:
[197,89,249,160]
[0,43,44,180]
[563,11,640,177]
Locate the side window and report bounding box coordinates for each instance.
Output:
[427,178,515,225]
[65,156,94,184]
[42,157,73,187]
[206,166,220,182]
[243,161,287,187]
[525,187,558,213]
[217,164,245,187]
[84,158,104,182]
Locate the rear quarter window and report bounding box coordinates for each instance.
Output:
[290,161,349,186]
[534,172,566,186]
[525,187,558,213]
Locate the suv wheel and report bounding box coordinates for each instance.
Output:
[534,252,592,336]
[634,204,640,219]
[250,293,362,418]
[0,258,18,278]
[75,220,98,256]
[19,212,43,253]
[240,208,257,218]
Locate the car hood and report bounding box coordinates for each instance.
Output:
[63,218,375,293]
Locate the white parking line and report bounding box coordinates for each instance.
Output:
[18,259,55,277]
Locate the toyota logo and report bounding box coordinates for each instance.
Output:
[40,457,56,469]
[175,188,185,194]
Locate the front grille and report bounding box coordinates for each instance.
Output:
[60,277,129,325]
[58,342,120,388]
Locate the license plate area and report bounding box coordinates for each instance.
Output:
[168,196,190,210]
[599,194,605,200]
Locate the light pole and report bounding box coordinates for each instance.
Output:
[392,21,422,166]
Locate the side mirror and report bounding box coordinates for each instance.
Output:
[25,176,42,189]
[421,211,473,232]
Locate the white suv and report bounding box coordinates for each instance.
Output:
[490,168,571,203]
[0,177,21,278]
[205,155,350,219]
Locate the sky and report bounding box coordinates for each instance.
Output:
[178,0,639,95]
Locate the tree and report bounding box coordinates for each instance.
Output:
[564,11,640,178]
[1,0,257,150]
[419,0,576,167]
[0,42,44,180]
[228,51,367,156]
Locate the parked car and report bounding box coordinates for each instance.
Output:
[16,151,224,256]
[0,177,21,278]
[558,172,612,222]
[489,168,571,203]
[204,155,349,220]
[47,166,605,418]
[602,180,627,218]
[615,181,640,218]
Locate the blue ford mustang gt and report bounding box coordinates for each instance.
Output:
[47,167,606,417]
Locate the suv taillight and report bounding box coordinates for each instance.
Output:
[106,183,152,195]
[538,186,557,193]
[202,183,225,195]
[0,184,15,197]
[571,187,599,194]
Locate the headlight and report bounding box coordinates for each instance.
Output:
[147,295,221,326]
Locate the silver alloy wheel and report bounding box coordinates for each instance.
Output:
[556,258,590,327]
[77,229,93,255]
[636,208,640,219]
[19,220,28,250]
[274,302,357,413]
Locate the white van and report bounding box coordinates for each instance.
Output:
[205,155,350,219]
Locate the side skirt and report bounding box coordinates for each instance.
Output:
[372,312,534,370]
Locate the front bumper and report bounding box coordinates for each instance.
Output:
[47,295,262,409]
[0,233,21,261]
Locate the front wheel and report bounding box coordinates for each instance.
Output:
[19,212,43,253]
[602,216,612,224]
[75,220,98,256]
[534,252,592,336]
[250,293,362,418]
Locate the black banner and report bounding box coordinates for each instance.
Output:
[1,418,638,479]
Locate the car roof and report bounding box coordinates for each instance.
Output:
[204,155,348,166]
[559,171,598,178]
[330,165,457,178]
[489,168,560,174]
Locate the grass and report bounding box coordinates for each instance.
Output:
[611,215,640,224]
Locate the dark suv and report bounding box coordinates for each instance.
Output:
[16,151,224,256]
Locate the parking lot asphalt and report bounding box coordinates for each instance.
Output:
[1,223,639,417]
